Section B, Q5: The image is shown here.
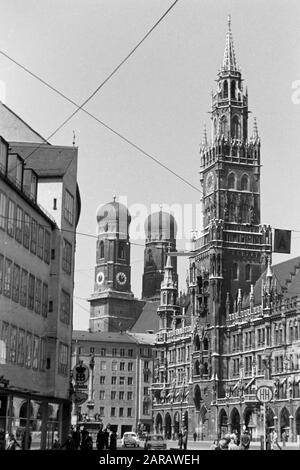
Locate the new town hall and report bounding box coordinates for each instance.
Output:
[75,18,300,442]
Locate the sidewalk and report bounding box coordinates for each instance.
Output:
[167,439,300,451]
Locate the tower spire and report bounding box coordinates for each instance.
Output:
[251,117,259,142]
[222,15,238,72]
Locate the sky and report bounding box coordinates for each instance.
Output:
[0,0,300,330]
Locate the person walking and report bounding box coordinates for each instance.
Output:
[228,434,240,450]
[109,430,117,450]
[6,433,21,450]
[96,426,106,451]
[182,427,188,450]
[21,431,32,450]
[72,425,81,450]
[271,430,282,450]
[177,430,183,450]
[281,430,287,449]
[193,431,197,442]
[61,432,77,450]
[240,428,251,450]
[103,427,110,450]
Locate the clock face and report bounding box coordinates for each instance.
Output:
[96,271,105,285]
[206,171,215,193]
[116,272,127,285]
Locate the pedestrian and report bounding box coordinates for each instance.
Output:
[228,434,240,450]
[52,438,60,450]
[61,432,77,450]
[6,433,21,450]
[96,425,106,451]
[21,431,32,450]
[281,430,287,449]
[193,431,197,442]
[240,427,251,450]
[109,430,117,450]
[178,430,183,450]
[103,427,110,450]
[271,430,281,450]
[81,430,92,451]
[72,425,81,450]
[182,427,188,450]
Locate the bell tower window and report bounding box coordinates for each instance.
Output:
[100,241,104,259]
[228,172,236,189]
[232,115,241,139]
[223,80,228,98]
[241,174,249,191]
[118,244,125,259]
[231,80,236,100]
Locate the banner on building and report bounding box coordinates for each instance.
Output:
[273,229,291,254]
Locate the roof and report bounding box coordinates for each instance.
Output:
[243,256,300,307]
[129,300,160,333]
[222,15,239,72]
[72,329,155,345]
[0,101,48,143]
[10,143,77,177]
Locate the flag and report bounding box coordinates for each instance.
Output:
[273,229,291,254]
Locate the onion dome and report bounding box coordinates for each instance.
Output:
[145,209,177,241]
[97,197,131,235]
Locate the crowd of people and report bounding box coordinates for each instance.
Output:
[210,427,287,451]
[57,424,117,451]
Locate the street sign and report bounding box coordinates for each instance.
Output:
[73,391,88,405]
[256,385,273,403]
[273,229,291,254]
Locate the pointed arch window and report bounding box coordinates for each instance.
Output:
[241,174,249,191]
[231,80,236,100]
[228,172,236,189]
[231,115,241,139]
[223,81,228,99]
[99,241,104,259]
[118,244,125,259]
[245,264,251,281]
[232,263,238,280]
[220,116,228,137]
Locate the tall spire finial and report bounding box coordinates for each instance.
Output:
[113,195,116,203]
[251,117,259,142]
[201,124,208,148]
[222,15,238,72]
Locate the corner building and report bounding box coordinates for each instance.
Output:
[0,102,80,449]
[152,19,300,442]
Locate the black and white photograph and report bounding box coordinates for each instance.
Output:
[0,0,300,461]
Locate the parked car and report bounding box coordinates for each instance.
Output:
[144,434,167,450]
[121,432,141,448]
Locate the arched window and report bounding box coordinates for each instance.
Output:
[223,81,228,98]
[231,80,236,99]
[203,337,209,351]
[245,264,251,281]
[118,244,125,259]
[241,174,249,191]
[220,116,228,137]
[241,203,249,223]
[100,241,104,259]
[231,115,241,139]
[232,263,238,280]
[228,172,236,189]
[295,322,299,341]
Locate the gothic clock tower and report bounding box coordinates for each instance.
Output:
[189,17,272,397]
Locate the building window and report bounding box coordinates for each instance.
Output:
[120,362,125,371]
[28,274,35,310]
[232,263,238,280]
[112,361,117,371]
[29,218,37,253]
[111,391,116,400]
[128,377,133,386]
[127,391,133,400]
[3,258,12,298]
[111,408,116,417]
[144,387,149,396]
[120,348,125,357]
[0,322,9,364]
[0,191,7,231]
[99,241,104,259]
[23,212,30,249]
[32,336,39,369]
[111,376,116,385]
[58,342,69,375]
[119,408,124,418]
[15,206,23,243]
[119,377,125,385]
[128,349,133,357]
[17,329,25,366]
[0,254,3,295]
[12,264,20,303]
[44,230,50,264]
[228,172,236,189]
[60,290,70,324]
[37,225,44,259]
[112,348,117,357]
[99,391,105,400]
[35,279,42,314]
[119,391,124,400]
[64,189,74,225]
[25,332,32,368]
[99,407,105,417]
[62,239,72,274]
[245,264,251,281]
[40,338,46,370]
[100,376,105,384]
[127,408,132,418]
[100,348,106,357]
[100,361,106,371]
[143,402,150,415]
[128,362,133,372]
[19,269,28,307]
[241,173,249,191]
[9,326,17,364]
[42,283,48,317]
[144,373,149,383]
[7,199,15,237]
[118,245,125,259]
